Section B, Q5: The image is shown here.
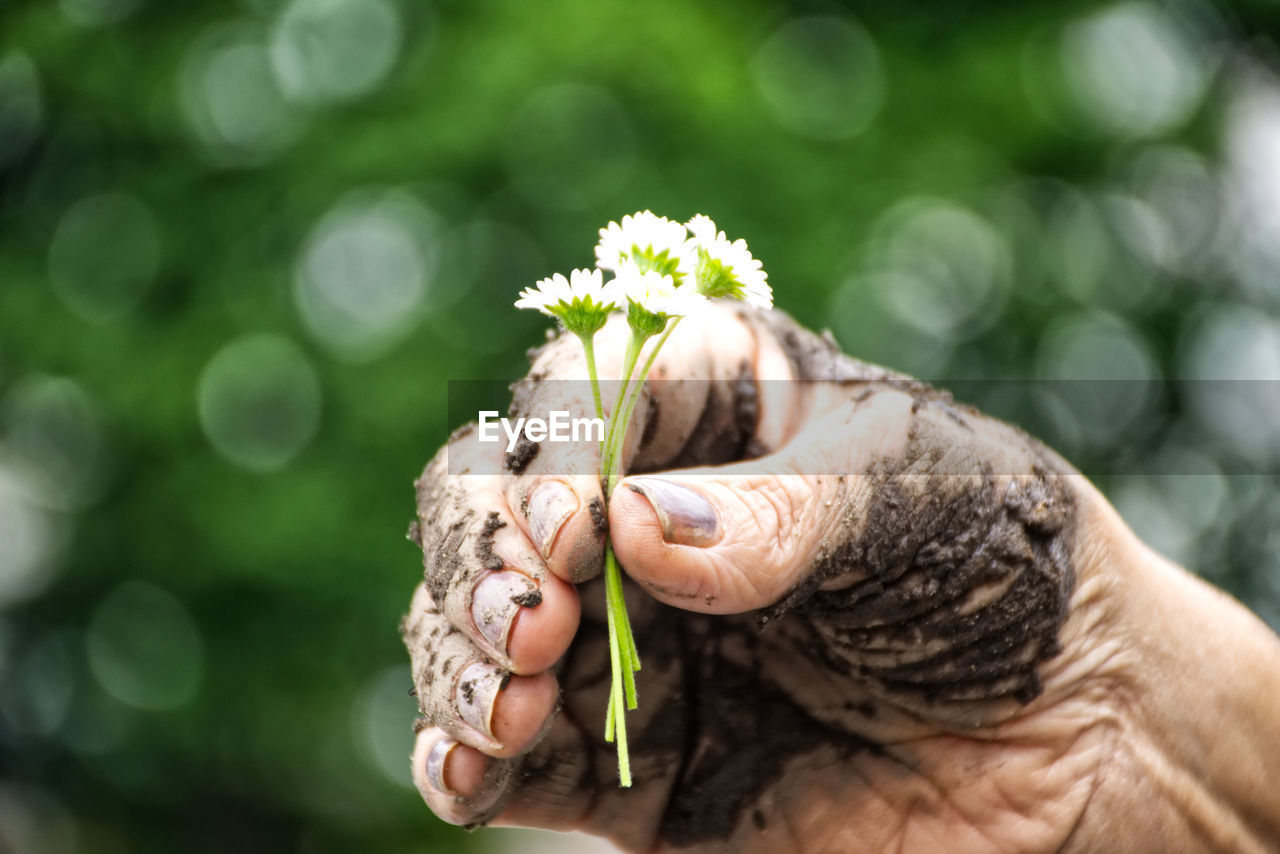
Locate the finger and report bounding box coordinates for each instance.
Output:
[403,583,561,758]
[503,305,798,584]
[413,439,580,675]
[501,325,614,584]
[609,388,917,614]
[412,725,514,826]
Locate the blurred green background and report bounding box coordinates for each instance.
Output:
[3,0,1280,851]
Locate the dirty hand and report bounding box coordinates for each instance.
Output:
[402,305,1280,853]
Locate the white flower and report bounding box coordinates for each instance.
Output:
[515,268,620,334]
[616,265,707,319]
[595,211,694,282]
[685,214,772,309]
[515,268,611,314]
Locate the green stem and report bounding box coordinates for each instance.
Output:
[605,318,681,494]
[605,677,616,741]
[633,317,681,405]
[602,331,645,478]
[606,548,639,709]
[596,318,689,788]
[604,581,621,742]
[578,333,606,424]
[602,568,632,786]
[613,683,631,787]
[622,596,640,667]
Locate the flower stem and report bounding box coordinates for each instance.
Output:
[606,547,640,708]
[602,331,646,479]
[578,333,605,423]
[605,318,681,494]
[597,319,687,788]
[579,327,637,785]
[602,547,632,787]
[635,317,681,399]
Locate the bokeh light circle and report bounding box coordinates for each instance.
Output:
[1179,304,1280,462]
[86,581,202,711]
[828,271,956,379]
[1129,146,1218,273]
[750,15,883,140]
[1112,448,1227,569]
[1041,188,1110,304]
[352,664,416,788]
[0,465,66,608]
[1061,2,1211,138]
[2,376,106,511]
[867,198,1011,341]
[294,190,437,361]
[1035,312,1161,451]
[1102,193,1175,275]
[48,192,159,324]
[180,22,304,167]
[1224,76,1280,308]
[197,334,322,472]
[270,0,402,104]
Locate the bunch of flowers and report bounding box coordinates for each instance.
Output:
[515,211,771,786]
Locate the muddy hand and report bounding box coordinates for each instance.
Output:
[404,305,1280,853]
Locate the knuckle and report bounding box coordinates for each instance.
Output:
[713,475,822,605]
[411,630,481,721]
[735,474,813,554]
[416,471,516,606]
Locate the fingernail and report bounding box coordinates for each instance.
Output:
[527,480,578,558]
[424,735,459,795]
[456,662,506,742]
[626,477,722,547]
[471,570,540,655]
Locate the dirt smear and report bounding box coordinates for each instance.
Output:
[588,497,608,537]
[511,589,543,608]
[668,361,759,469]
[504,436,539,474]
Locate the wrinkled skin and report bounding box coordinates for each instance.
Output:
[402,306,1280,854]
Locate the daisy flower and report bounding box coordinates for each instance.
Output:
[595,211,694,283]
[515,268,620,335]
[618,266,706,317]
[614,265,706,338]
[685,214,772,309]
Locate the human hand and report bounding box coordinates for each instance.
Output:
[402,305,1280,853]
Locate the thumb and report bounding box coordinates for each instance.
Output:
[608,470,834,613]
[608,388,916,614]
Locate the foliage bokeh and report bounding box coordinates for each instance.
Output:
[2,0,1280,851]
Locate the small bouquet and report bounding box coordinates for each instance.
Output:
[515,211,772,786]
